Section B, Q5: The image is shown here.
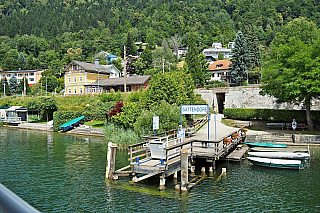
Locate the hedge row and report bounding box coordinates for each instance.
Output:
[223,108,320,123]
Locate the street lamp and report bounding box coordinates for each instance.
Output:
[167,62,172,72]
[45,76,48,97]
[95,59,100,94]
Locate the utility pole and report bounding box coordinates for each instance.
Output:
[123,45,127,93]
[23,73,26,96]
[95,59,100,93]
[46,77,47,97]
[3,80,5,96]
[162,54,165,74]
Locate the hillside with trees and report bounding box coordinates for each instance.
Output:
[0,0,319,73]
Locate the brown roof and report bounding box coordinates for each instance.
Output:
[208,59,232,71]
[63,60,115,74]
[87,75,152,86]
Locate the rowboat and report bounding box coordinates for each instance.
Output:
[244,142,287,148]
[247,157,304,169]
[248,152,310,160]
[250,147,308,153]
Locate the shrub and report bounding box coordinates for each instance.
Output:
[112,102,141,129]
[223,108,320,122]
[134,100,186,136]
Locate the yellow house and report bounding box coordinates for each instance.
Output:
[62,60,120,95]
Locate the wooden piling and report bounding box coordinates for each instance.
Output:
[181,149,188,192]
[105,142,118,179]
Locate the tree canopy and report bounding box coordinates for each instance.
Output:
[261,18,320,130]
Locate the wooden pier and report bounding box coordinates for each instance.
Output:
[226,145,250,161]
[106,124,248,191]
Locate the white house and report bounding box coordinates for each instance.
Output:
[202,42,234,61]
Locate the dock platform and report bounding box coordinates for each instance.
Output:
[226,145,249,161]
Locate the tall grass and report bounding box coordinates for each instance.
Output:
[103,123,142,149]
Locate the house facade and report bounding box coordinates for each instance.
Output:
[202,42,234,61]
[0,69,44,86]
[208,59,232,82]
[85,75,151,94]
[63,60,120,95]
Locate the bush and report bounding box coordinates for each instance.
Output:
[112,102,141,129]
[223,108,320,122]
[100,91,122,102]
[134,101,186,136]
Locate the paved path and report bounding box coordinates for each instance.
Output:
[193,114,238,141]
[192,114,266,141]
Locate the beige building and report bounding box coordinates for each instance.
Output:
[0,69,45,86]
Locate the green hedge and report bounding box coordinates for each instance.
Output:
[223,108,320,123]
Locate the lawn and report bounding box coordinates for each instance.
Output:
[83,120,105,128]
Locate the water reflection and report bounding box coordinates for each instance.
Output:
[1,127,320,212]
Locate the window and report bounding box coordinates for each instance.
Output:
[29,73,34,76]
[2,74,5,77]
[74,76,77,83]
[68,77,71,83]
[25,73,28,76]
[18,74,23,77]
[7,74,11,77]
[68,88,71,94]
[80,87,83,93]
[29,78,35,82]
[17,79,20,83]
[79,76,83,82]
[92,87,96,93]
[74,88,77,94]
[14,73,17,76]
[73,65,77,70]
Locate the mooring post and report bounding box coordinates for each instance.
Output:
[201,167,206,174]
[213,160,216,170]
[190,166,195,174]
[181,149,188,192]
[105,142,118,179]
[159,174,166,190]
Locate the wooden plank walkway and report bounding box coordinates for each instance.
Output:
[226,145,249,161]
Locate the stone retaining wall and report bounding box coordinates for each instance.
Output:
[293,135,320,144]
[196,86,320,112]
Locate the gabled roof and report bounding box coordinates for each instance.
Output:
[209,59,232,71]
[1,69,44,73]
[87,75,152,86]
[63,60,115,74]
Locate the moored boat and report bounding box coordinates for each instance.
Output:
[248,151,310,160]
[245,142,287,148]
[247,157,303,169]
[250,147,308,153]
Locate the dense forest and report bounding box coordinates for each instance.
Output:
[0,0,319,72]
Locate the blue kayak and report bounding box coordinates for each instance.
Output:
[245,142,287,148]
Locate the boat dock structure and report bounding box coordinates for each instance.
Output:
[105,116,247,192]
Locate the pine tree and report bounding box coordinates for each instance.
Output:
[18,77,31,95]
[230,31,250,85]
[185,32,205,88]
[243,26,261,71]
[9,76,19,95]
[0,78,11,96]
[125,32,137,56]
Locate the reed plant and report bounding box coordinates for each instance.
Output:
[103,122,142,149]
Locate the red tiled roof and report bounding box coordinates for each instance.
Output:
[208,59,232,71]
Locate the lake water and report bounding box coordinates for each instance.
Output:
[1,127,320,212]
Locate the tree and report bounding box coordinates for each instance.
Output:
[26,97,57,121]
[141,70,195,108]
[243,25,261,71]
[185,32,206,88]
[9,75,19,95]
[0,78,10,96]
[125,32,137,56]
[230,31,250,85]
[17,77,31,95]
[134,47,153,75]
[261,18,320,131]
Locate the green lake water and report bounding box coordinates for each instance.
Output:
[1,127,320,212]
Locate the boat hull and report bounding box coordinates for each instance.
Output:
[250,147,308,153]
[248,152,310,160]
[245,142,287,148]
[247,157,303,169]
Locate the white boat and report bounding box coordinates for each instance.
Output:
[247,157,304,169]
[248,151,310,160]
[250,147,308,153]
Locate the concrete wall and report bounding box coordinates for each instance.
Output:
[293,135,320,144]
[196,86,320,113]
